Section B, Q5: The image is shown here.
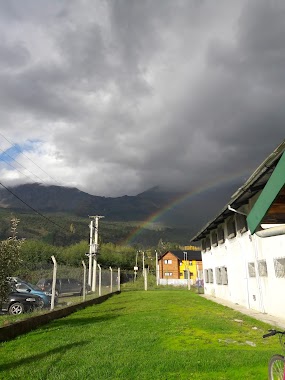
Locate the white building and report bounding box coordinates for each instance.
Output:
[190,139,285,320]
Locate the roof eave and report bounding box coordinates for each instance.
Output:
[190,140,285,242]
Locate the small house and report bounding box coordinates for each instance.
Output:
[158,250,202,285]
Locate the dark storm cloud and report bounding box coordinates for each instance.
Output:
[0,0,284,196]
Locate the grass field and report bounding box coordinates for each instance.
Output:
[0,289,280,379]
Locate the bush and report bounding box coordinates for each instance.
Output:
[0,218,24,300]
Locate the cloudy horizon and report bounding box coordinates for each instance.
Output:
[0,0,284,198]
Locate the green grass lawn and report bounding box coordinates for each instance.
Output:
[0,289,280,379]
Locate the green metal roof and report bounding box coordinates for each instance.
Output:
[247,151,285,234]
[190,140,285,242]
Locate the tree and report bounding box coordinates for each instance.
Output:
[70,223,76,234]
[0,218,24,301]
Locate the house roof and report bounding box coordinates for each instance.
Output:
[160,250,202,261]
[247,150,285,233]
[190,139,285,242]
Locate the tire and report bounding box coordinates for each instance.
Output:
[38,299,45,309]
[268,354,285,380]
[8,302,25,315]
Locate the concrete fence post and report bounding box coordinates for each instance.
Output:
[118,268,121,291]
[51,255,57,311]
[156,250,159,286]
[144,268,148,291]
[98,264,102,296]
[109,266,113,293]
[187,269,191,290]
[82,260,86,301]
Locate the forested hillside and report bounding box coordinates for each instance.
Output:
[0,209,190,248]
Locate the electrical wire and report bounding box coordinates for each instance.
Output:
[0,181,67,232]
[0,146,47,184]
[0,132,69,232]
[0,155,37,182]
[0,131,61,185]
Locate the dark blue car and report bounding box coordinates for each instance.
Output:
[0,291,43,315]
[11,278,55,308]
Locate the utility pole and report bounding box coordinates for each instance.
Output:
[88,220,94,286]
[88,215,104,291]
[92,215,104,254]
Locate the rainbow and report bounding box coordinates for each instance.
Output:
[123,170,252,245]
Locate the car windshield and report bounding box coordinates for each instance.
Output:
[16,281,42,292]
[24,282,42,291]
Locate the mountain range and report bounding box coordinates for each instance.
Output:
[0,183,177,221]
[0,181,241,237]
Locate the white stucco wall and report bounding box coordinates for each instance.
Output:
[203,231,252,308]
[255,233,285,319]
[202,225,285,319]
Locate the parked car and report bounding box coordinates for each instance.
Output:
[36,278,90,296]
[11,278,55,308]
[0,290,43,315]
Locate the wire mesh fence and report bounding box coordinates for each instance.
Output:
[6,251,204,316]
[11,257,134,312]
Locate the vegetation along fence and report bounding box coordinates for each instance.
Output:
[12,254,134,310]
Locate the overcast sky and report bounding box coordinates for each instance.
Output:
[0,0,284,197]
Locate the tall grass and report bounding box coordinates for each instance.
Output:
[0,289,279,379]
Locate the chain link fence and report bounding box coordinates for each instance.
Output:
[11,256,134,312]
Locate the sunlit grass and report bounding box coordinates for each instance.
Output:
[0,289,280,379]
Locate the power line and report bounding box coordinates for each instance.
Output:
[0,133,71,233]
[0,155,37,183]
[0,131,61,185]
[0,147,47,184]
[0,181,67,232]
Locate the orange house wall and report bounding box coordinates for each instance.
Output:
[159,252,180,279]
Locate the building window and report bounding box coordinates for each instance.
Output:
[236,214,248,234]
[205,236,211,251]
[226,217,236,239]
[217,226,225,244]
[201,239,206,252]
[208,269,214,283]
[258,260,268,277]
[211,231,218,247]
[184,270,190,279]
[164,272,173,276]
[221,267,228,285]
[183,252,188,261]
[274,258,285,278]
[164,259,172,264]
[204,269,209,283]
[248,262,256,277]
[215,267,222,285]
